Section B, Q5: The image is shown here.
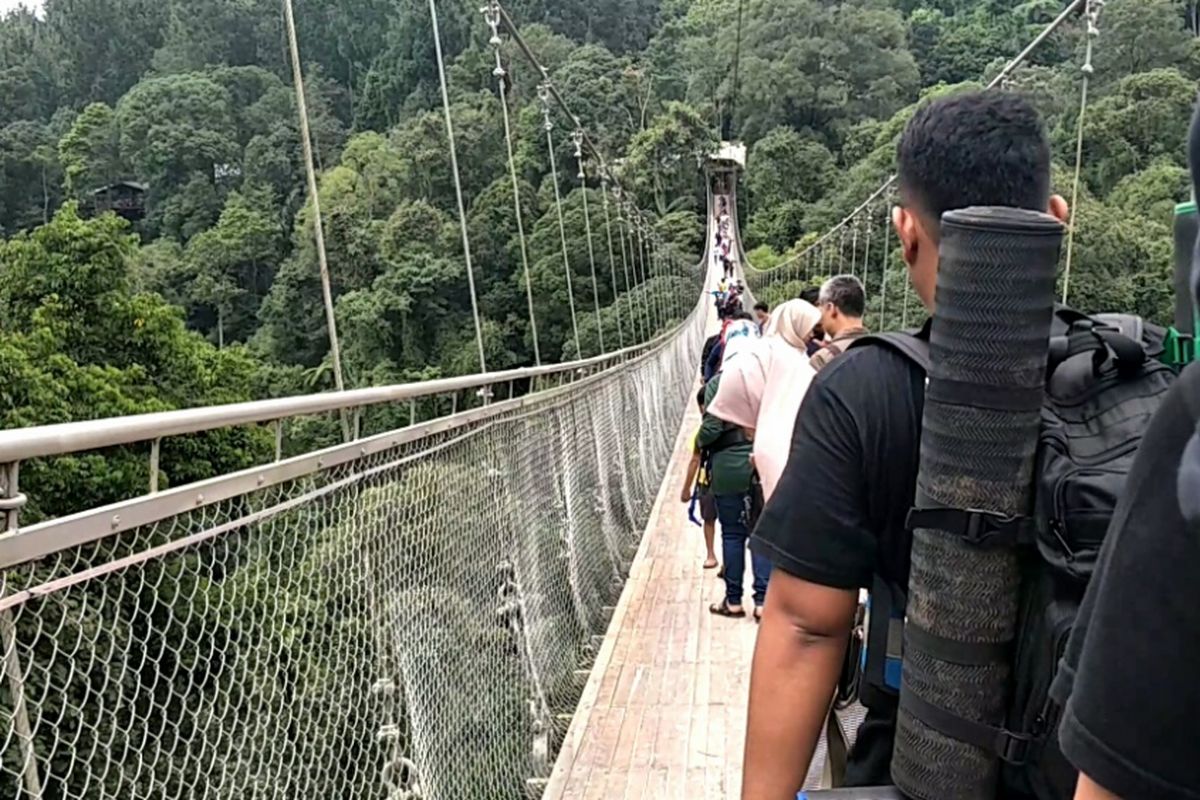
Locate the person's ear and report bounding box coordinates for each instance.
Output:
[893,206,921,267]
[1048,194,1069,224]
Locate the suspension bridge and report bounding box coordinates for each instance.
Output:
[0,0,1133,798]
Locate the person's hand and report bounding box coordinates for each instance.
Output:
[680,487,692,504]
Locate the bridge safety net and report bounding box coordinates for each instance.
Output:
[0,300,704,800]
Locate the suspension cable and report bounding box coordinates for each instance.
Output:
[615,190,648,340]
[538,83,583,358]
[484,2,541,366]
[598,171,626,349]
[1062,0,1103,306]
[573,130,605,352]
[283,0,346,395]
[429,0,488,375]
[838,227,848,276]
[626,205,655,333]
[879,192,893,329]
[611,188,642,343]
[645,225,665,326]
[861,209,874,301]
[850,220,860,279]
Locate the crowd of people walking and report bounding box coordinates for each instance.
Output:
[679,89,1200,800]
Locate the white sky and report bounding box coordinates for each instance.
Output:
[1,0,43,15]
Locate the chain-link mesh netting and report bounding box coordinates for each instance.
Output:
[0,305,703,800]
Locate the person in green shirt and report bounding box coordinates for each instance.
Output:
[698,317,770,621]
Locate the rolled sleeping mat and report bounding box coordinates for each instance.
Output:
[1173,200,1197,338]
[892,207,1063,799]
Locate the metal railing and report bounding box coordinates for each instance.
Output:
[0,207,716,800]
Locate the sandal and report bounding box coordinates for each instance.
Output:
[753,607,763,624]
[717,565,725,579]
[709,600,746,618]
[703,558,719,570]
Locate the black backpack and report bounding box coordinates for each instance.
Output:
[854,308,1176,799]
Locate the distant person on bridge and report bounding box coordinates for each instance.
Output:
[809,275,869,371]
[709,299,820,504]
[742,91,1071,798]
[698,311,764,620]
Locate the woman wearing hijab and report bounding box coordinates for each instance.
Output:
[710,299,821,502]
[703,300,820,621]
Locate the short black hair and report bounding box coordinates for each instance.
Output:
[696,386,706,411]
[799,287,820,305]
[731,309,754,321]
[753,301,769,313]
[819,275,865,318]
[897,91,1051,228]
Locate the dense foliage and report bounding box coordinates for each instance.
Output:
[3,1,1199,797]
[738,0,1200,334]
[5,0,1195,437]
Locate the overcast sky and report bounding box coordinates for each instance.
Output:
[1,0,43,15]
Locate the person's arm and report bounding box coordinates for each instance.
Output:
[696,410,723,448]
[743,573,857,800]
[697,377,724,448]
[745,354,888,800]
[680,451,700,503]
[1074,774,1120,800]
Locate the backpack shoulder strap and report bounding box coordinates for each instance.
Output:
[848,327,932,374]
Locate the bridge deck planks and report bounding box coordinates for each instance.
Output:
[544,397,761,799]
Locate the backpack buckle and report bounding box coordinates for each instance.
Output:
[906,507,1033,547]
[996,729,1034,766]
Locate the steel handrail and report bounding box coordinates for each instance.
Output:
[0,310,692,464]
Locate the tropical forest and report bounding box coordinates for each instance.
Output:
[1,0,1198,514]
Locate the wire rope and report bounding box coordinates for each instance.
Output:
[538,83,583,359]
[484,3,541,366]
[429,0,488,376]
[879,192,893,330]
[283,0,346,396]
[1062,0,1103,306]
[598,172,626,349]
[573,130,605,353]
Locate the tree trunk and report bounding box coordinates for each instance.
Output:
[217,309,225,349]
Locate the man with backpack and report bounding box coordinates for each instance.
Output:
[742,92,1075,798]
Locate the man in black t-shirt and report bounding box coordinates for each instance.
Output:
[741,91,1070,799]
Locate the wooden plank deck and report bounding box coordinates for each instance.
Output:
[543,395,761,800]
[542,203,852,799]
